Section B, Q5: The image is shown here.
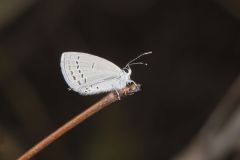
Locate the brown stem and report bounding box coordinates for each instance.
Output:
[17,84,141,160]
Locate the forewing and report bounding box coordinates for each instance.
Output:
[60,52,123,93]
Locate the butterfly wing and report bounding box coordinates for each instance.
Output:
[60,52,124,94]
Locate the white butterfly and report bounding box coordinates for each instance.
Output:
[60,51,151,95]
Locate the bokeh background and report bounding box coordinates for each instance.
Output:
[0,0,240,160]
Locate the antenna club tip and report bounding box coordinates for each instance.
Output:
[144,51,152,55]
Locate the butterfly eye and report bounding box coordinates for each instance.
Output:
[123,68,128,73]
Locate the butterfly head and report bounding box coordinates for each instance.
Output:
[121,51,152,85]
[122,51,152,75]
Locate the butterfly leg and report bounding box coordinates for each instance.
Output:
[114,89,121,100]
[122,87,130,96]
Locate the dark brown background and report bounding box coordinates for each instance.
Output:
[0,0,240,160]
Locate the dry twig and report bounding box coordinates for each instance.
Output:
[17,84,141,160]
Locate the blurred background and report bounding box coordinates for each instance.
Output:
[0,0,240,160]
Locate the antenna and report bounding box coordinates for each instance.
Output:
[125,51,152,68]
[128,62,148,66]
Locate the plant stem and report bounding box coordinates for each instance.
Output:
[17,84,141,160]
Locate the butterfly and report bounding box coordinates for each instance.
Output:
[60,51,151,96]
